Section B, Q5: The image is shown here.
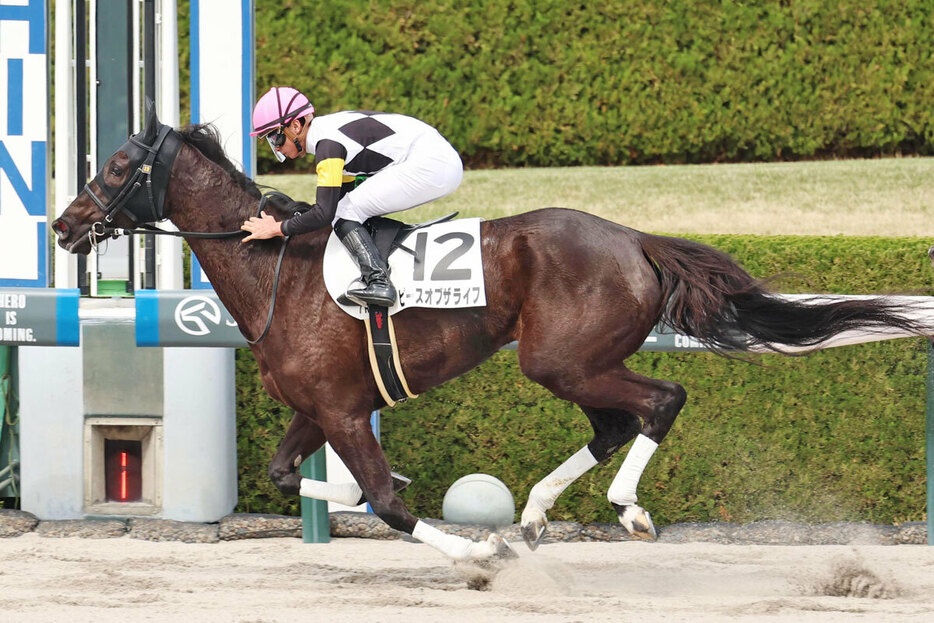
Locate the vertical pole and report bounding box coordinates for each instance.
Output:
[125,0,136,295]
[300,449,330,543]
[54,0,78,289]
[142,0,156,289]
[0,346,18,500]
[927,341,934,545]
[75,0,89,295]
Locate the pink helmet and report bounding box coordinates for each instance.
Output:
[250,87,314,136]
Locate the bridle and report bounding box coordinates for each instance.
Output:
[84,119,292,345]
[85,123,181,234]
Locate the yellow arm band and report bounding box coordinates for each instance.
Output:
[316,158,345,188]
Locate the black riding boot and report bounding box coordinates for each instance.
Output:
[334,219,397,307]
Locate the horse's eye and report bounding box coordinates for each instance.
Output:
[110,164,123,176]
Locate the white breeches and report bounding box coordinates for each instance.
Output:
[333,131,463,224]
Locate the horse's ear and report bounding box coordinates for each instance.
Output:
[141,97,161,142]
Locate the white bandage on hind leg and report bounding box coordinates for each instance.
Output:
[412,520,491,561]
[526,446,599,514]
[607,434,659,506]
[299,478,363,507]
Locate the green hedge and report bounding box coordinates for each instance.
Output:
[235,235,934,524]
[241,0,934,171]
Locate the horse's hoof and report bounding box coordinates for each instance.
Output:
[488,533,519,561]
[357,472,413,506]
[464,534,518,574]
[520,513,548,551]
[390,471,412,493]
[454,535,517,590]
[614,503,658,541]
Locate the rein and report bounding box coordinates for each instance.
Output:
[83,107,296,346]
[89,177,293,346]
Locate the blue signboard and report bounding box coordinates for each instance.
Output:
[136,290,247,347]
[0,0,49,287]
[0,288,79,346]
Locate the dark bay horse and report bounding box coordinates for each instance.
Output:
[53,108,929,562]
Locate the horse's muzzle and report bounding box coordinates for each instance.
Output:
[51,218,69,241]
[51,217,93,254]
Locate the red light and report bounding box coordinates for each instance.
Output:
[105,440,142,502]
[120,452,127,500]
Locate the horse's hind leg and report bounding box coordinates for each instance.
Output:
[590,371,686,540]
[321,409,517,562]
[520,406,641,549]
[521,356,686,543]
[270,411,411,506]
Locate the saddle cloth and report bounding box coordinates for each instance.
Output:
[323,216,486,320]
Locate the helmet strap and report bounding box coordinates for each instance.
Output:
[282,123,305,155]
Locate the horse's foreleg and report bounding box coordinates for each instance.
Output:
[520,406,641,550]
[272,411,412,506]
[323,412,517,563]
[269,411,326,495]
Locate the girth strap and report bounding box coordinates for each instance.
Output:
[363,305,417,407]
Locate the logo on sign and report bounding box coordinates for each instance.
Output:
[174,295,236,336]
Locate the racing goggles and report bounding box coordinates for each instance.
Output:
[262,128,288,162]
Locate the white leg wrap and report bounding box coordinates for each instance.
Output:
[525,446,598,514]
[607,434,659,506]
[299,478,363,507]
[412,520,493,561]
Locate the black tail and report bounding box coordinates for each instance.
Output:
[638,233,929,354]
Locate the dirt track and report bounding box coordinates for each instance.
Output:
[2,534,934,622]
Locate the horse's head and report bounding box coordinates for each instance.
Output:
[52,100,184,255]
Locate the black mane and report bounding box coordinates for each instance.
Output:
[177,123,260,198]
[175,123,293,218]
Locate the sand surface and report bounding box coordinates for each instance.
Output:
[2,534,934,622]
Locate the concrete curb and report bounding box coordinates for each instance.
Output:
[0,509,928,545]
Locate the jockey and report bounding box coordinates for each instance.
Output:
[241,86,464,307]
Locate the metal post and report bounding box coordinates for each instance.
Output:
[124,0,136,295]
[927,341,934,545]
[142,0,156,289]
[0,346,18,498]
[76,0,89,295]
[300,449,330,543]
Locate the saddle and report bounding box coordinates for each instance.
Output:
[335,212,458,306]
[367,212,459,262]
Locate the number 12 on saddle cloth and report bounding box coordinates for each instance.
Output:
[322,217,486,321]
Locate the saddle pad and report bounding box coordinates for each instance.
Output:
[323,217,486,320]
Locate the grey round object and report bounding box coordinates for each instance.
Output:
[442,473,515,527]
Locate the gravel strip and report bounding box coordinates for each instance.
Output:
[0,509,38,537]
[128,518,219,543]
[330,510,406,540]
[219,513,301,540]
[1,508,929,545]
[35,519,126,539]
